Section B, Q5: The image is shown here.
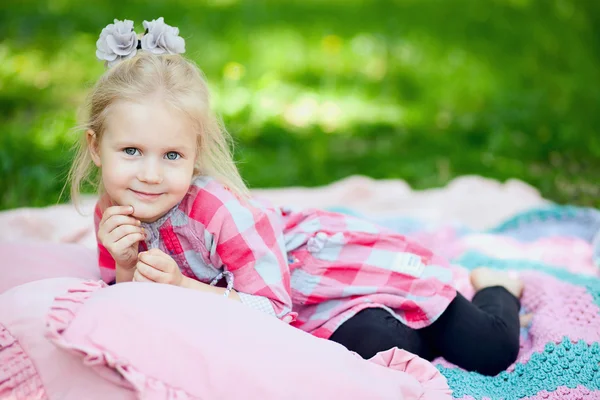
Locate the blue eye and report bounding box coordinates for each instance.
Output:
[124,148,140,156]
[165,151,181,160]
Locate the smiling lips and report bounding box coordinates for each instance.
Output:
[130,189,163,200]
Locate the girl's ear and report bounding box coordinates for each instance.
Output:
[86,129,102,167]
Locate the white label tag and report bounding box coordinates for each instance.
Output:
[390,253,425,277]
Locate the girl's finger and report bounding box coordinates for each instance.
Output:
[104,215,141,234]
[100,205,134,225]
[136,260,166,282]
[114,232,145,250]
[109,225,145,243]
[133,268,153,283]
[138,251,172,273]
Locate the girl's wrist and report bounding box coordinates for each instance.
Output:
[180,275,206,290]
[116,261,136,271]
[115,263,136,283]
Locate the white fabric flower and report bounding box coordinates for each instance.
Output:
[141,17,186,55]
[95,19,139,67]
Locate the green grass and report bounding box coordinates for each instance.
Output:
[1,0,599,210]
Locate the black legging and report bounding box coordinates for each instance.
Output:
[329,286,521,376]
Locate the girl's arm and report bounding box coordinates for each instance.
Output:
[180,276,241,301]
[190,180,296,322]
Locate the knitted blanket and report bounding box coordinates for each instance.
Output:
[356,205,600,400]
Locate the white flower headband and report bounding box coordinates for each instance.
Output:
[96,17,186,67]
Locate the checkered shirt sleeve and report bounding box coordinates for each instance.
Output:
[188,180,296,322]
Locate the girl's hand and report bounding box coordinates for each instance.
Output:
[97,205,144,270]
[133,248,183,286]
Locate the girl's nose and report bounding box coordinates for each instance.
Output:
[137,159,163,184]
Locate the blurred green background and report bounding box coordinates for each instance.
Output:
[1,0,599,211]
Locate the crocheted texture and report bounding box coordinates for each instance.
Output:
[0,325,48,400]
[436,206,600,400]
[489,205,600,240]
[440,338,600,399]
[456,252,600,309]
[344,205,600,400]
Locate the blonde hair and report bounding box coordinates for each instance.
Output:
[67,51,249,209]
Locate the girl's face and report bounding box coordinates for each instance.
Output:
[88,98,197,223]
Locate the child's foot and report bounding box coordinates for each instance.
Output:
[519,313,533,327]
[470,267,524,299]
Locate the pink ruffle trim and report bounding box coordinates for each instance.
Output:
[45,280,198,400]
[0,325,48,400]
[368,348,452,399]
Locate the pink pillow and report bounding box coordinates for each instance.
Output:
[0,243,100,294]
[0,278,134,400]
[46,280,451,400]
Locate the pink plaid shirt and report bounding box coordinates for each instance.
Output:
[95,176,457,338]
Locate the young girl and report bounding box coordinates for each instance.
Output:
[70,18,523,377]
